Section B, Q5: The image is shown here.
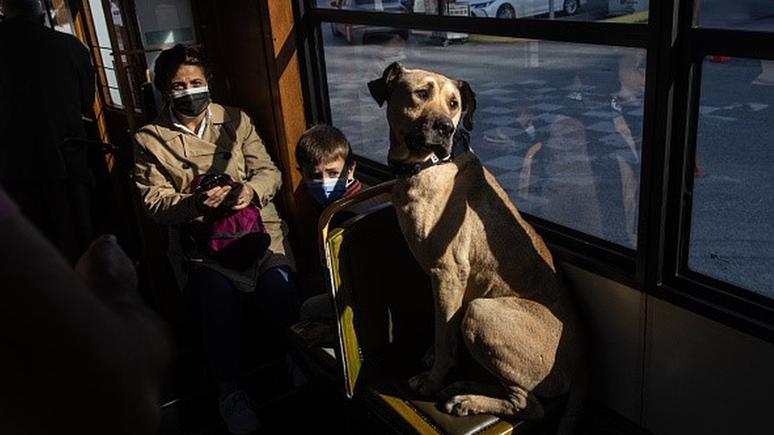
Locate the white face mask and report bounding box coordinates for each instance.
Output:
[170,86,210,117]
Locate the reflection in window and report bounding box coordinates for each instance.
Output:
[323,29,644,248]
[689,57,774,299]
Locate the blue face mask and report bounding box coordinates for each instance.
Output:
[306,177,349,206]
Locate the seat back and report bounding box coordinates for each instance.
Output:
[321,183,433,398]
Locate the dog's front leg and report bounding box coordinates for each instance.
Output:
[409,264,467,396]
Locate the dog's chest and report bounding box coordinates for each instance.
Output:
[393,167,461,246]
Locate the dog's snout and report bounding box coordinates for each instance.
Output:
[433,118,455,139]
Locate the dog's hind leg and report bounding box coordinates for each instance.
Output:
[447,297,564,418]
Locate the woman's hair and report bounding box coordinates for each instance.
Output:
[295,124,354,170]
[153,44,209,93]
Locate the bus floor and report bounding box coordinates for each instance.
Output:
[153,317,347,434]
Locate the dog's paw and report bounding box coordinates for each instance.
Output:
[408,371,443,396]
[442,395,481,417]
[438,381,473,400]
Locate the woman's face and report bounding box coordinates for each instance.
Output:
[167,64,210,119]
[168,64,207,95]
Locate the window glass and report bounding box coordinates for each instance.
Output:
[321,0,413,14]
[89,0,122,107]
[324,28,644,248]
[317,0,648,23]
[134,0,196,49]
[46,0,75,34]
[689,57,774,298]
[695,0,774,31]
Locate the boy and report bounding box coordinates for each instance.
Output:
[296,124,361,210]
[295,124,363,328]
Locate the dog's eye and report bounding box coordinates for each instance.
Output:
[414,89,429,100]
[450,99,459,110]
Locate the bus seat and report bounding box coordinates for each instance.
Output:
[287,183,394,386]
[319,181,557,435]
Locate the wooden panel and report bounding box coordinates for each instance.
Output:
[264,1,319,263]
[192,0,316,262]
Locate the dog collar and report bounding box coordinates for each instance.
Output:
[389,153,450,176]
[388,130,471,177]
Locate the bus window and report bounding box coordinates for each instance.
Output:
[689,56,774,299]
[309,0,774,337]
[45,0,75,34]
[323,28,645,249]
[317,0,646,23]
[88,0,123,107]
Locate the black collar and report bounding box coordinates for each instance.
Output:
[389,130,470,177]
[389,153,449,176]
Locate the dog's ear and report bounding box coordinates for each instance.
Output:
[457,80,477,131]
[368,62,405,107]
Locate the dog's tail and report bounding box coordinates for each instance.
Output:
[555,356,590,435]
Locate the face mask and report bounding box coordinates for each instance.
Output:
[171,87,210,117]
[306,177,349,206]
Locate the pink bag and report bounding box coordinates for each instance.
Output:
[184,174,271,270]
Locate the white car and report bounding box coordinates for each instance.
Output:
[469,0,586,19]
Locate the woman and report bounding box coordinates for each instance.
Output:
[133,44,299,435]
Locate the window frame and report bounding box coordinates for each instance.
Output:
[659,1,774,341]
[295,0,774,343]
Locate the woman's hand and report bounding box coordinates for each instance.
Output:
[196,182,254,212]
[197,185,233,210]
[227,183,255,211]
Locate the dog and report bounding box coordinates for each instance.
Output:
[368,63,588,434]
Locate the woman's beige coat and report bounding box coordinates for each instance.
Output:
[133,103,293,291]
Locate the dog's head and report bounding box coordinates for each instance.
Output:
[368,62,476,163]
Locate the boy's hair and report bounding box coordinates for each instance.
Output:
[296,124,354,171]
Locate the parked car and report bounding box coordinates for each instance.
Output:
[469,0,587,19]
[330,0,411,44]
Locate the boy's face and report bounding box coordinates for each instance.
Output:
[301,157,355,182]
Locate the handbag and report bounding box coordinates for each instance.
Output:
[182,174,271,270]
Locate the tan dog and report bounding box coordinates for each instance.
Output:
[368,63,588,434]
